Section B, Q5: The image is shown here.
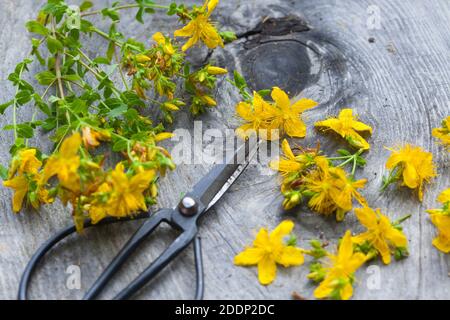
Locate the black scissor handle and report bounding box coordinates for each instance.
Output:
[83,208,173,299]
[113,224,199,300]
[84,208,201,300]
[17,210,204,300]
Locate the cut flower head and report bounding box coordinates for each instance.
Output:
[234,220,305,285]
[384,144,437,201]
[353,206,408,264]
[174,0,224,52]
[315,108,373,150]
[235,87,318,141]
[313,231,367,300]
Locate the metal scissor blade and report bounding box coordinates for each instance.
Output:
[187,138,260,214]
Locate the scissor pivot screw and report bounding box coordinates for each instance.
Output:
[179,197,198,217]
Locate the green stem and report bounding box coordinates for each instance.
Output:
[80,3,170,17]
[393,214,412,225]
[115,49,129,91]
[12,64,26,140]
[91,27,124,48]
[381,169,398,192]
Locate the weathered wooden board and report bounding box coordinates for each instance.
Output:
[0,0,449,300]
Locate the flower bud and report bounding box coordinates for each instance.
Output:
[207,66,228,75]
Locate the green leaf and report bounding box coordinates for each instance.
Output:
[233,70,247,89]
[0,164,8,180]
[167,3,178,15]
[108,104,128,118]
[106,40,115,62]
[337,149,351,156]
[47,37,64,54]
[135,7,144,23]
[80,1,93,12]
[35,71,56,85]
[63,74,83,83]
[42,0,69,22]
[52,124,70,143]
[112,138,128,152]
[257,89,271,97]
[15,90,33,106]
[25,21,49,36]
[42,117,57,131]
[93,56,110,65]
[219,31,237,43]
[0,100,14,114]
[33,94,52,116]
[102,8,120,21]
[4,124,34,138]
[123,91,145,108]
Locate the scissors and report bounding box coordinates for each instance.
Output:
[18,138,259,300]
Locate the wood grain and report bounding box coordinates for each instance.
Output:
[0,0,449,300]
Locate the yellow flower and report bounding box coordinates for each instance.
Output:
[234,220,304,285]
[303,161,366,221]
[270,87,318,138]
[16,149,42,176]
[174,0,224,52]
[42,133,82,191]
[385,144,436,201]
[269,139,305,175]
[432,116,450,150]
[88,182,113,225]
[3,174,52,212]
[105,163,156,218]
[315,109,373,150]
[314,231,367,300]
[235,91,279,140]
[3,175,30,212]
[152,32,175,55]
[82,127,110,149]
[353,207,408,264]
[3,148,52,212]
[328,166,367,217]
[427,188,450,253]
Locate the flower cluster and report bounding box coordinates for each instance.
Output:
[0,0,232,230]
[270,140,367,221]
[427,189,450,253]
[3,131,175,232]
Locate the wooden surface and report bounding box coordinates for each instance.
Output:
[0,0,449,300]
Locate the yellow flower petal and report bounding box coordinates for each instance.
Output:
[284,118,307,138]
[174,20,196,37]
[354,207,378,230]
[291,98,318,114]
[271,87,290,111]
[281,139,295,159]
[3,175,28,212]
[234,248,264,266]
[257,256,277,285]
[403,163,419,189]
[269,220,294,242]
[374,239,391,264]
[340,283,354,300]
